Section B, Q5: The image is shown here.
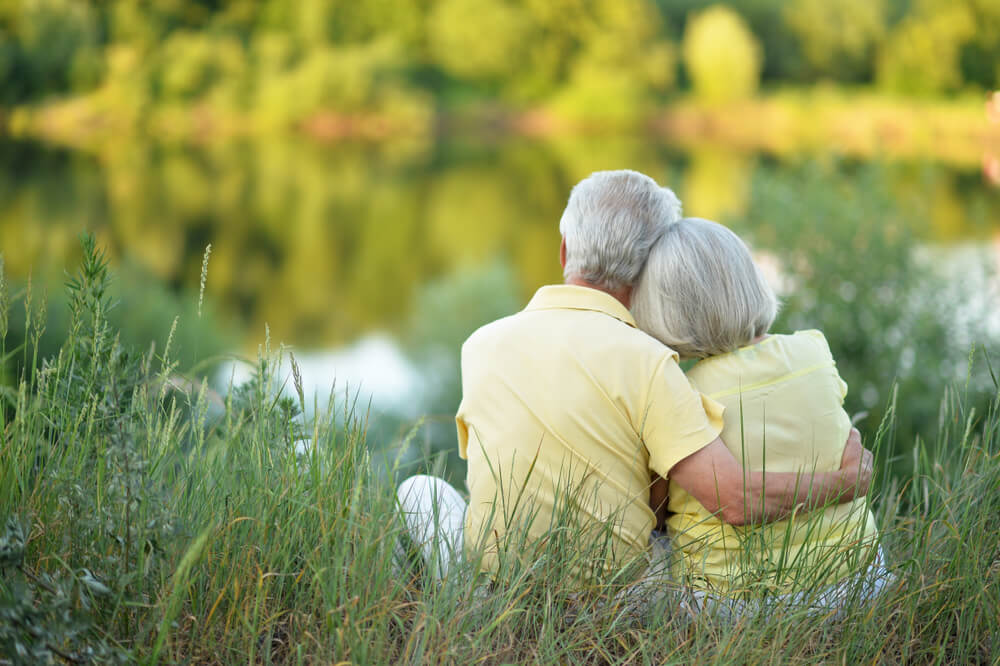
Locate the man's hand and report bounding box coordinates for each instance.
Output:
[838,427,874,500]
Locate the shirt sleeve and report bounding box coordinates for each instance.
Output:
[641,352,725,479]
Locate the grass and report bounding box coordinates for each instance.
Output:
[1,238,999,663]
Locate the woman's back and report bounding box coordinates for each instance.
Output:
[667,330,879,593]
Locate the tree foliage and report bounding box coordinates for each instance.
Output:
[877,1,977,95]
[682,6,762,103]
[428,0,528,81]
[0,0,994,125]
[784,0,888,81]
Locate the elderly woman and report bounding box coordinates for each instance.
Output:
[632,217,888,610]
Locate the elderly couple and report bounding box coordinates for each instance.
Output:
[399,169,887,613]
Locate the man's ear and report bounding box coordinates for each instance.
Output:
[559,236,567,269]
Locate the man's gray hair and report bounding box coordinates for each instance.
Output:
[559,170,682,291]
[632,217,779,359]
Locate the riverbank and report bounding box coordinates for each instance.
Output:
[5,89,998,168]
[1,238,998,662]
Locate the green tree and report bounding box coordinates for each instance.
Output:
[288,0,425,47]
[427,0,528,82]
[154,31,246,102]
[877,2,976,95]
[682,5,762,102]
[544,0,676,122]
[656,0,805,83]
[783,0,887,81]
[506,0,593,100]
[0,0,102,102]
[959,0,1000,89]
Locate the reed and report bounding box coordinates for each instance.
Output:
[0,237,997,663]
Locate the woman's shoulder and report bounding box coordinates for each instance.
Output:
[691,330,827,364]
[686,335,779,386]
[783,329,836,360]
[687,330,847,402]
[687,330,835,380]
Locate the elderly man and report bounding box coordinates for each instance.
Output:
[399,169,872,581]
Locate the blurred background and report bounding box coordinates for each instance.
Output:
[1,0,999,479]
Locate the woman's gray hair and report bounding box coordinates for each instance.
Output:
[631,217,779,359]
[559,170,682,291]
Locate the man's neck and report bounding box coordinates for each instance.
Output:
[564,277,633,309]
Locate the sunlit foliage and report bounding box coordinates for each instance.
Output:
[682,6,762,103]
[2,0,996,134]
[784,0,887,81]
[428,0,528,81]
[877,1,977,95]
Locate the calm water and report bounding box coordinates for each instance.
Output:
[3,135,999,415]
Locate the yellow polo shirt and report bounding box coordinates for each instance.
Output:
[457,285,723,577]
[668,330,880,593]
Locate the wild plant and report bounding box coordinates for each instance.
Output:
[1,234,176,661]
[1,236,998,663]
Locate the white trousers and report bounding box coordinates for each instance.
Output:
[396,474,468,581]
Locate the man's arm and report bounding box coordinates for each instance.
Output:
[668,428,873,526]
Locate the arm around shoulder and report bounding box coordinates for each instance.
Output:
[668,428,873,526]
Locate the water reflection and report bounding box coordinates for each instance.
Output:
[220,333,423,417]
[2,135,998,476]
[2,136,996,353]
[682,147,754,221]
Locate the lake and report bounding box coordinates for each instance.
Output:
[2,134,999,471]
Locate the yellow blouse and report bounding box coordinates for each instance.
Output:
[668,330,880,593]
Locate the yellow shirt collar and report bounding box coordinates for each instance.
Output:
[524,284,637,328]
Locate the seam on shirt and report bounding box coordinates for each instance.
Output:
[637,350,685,462]
[638,352,674,443]
[693,330,823,372]
[706,360,835,400]
[524,304,637,328]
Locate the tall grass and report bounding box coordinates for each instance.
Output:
[1,238,998,663]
